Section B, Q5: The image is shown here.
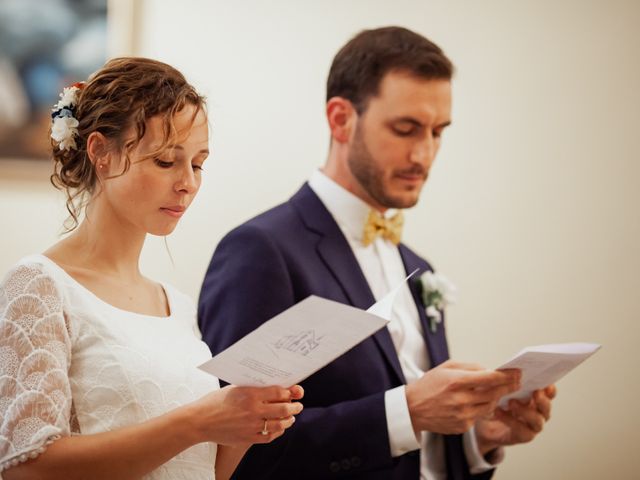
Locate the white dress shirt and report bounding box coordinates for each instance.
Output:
[309,170,497,479]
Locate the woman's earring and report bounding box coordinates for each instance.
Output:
[96,164,106,181]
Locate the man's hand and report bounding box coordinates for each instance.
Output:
[405,360,521,435]
[475,385,557,455]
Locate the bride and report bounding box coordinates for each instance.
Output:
[0,57,303,480]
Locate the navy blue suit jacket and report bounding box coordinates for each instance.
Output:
[198,184,494,480]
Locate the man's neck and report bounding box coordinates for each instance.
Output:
[322,150,387,213]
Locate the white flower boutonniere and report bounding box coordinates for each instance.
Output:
[418,271,457,333]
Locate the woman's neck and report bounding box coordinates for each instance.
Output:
[47,201,147,283]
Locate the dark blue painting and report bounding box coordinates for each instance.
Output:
[0,0,107,160]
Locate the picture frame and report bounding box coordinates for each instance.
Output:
[0,0,138,163]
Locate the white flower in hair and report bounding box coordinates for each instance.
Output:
[51,116,80,151]
[51,84,83,151]
[54,86,81,110]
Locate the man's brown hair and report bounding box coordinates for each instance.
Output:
[326,26,453,113]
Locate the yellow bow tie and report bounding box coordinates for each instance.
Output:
[362,210,404,246]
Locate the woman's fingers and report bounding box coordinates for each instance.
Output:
[253,416,297,443]
[264,416,296,433]
[261,400,303,418]
[289,385,304,400]
[260,386,294,402]
[250,384,304,403]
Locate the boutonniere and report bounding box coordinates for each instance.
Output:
[417,271,457,333]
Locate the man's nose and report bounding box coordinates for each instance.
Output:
[409,136,436,166]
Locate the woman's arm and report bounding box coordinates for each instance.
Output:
[2,385,303,480]
[215,445,250,480]
[3,401,197,480]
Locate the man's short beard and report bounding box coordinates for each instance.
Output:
[347,122,422,209]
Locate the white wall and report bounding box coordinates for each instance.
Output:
[1,0,638,478]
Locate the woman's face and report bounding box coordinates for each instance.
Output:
[99,103,209,236]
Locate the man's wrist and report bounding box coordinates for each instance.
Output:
[475,426,500,457]
[482,446,501,463]
[464,427,504,474]
[403,382,419,433]
[385,386,421,456]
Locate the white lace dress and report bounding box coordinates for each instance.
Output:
[0,254,220,479]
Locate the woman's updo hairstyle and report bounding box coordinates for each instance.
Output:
[50,57,206,231]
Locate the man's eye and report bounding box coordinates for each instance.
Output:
[154,159,173,168]
[192,164,204,172]
[393,127,414,137]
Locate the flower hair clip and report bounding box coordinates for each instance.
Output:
[51,82,84,151]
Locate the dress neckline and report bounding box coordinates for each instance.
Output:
[28,253,174,320]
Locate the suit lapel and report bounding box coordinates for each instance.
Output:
[398,244,450,367]
[398,246,471,480]
[290,184,406,384]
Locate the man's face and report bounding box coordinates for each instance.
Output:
[346,71,452,210]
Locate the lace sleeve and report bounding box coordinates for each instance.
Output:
[0,262,73,472]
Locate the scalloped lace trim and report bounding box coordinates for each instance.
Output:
[0,434,62,473]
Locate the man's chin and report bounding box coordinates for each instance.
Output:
[382,182,425,209]
[381,193,420,209]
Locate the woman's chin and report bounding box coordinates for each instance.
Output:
[148,223,179,237]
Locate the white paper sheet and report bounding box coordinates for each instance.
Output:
[366,268,419,319]
[497,342,601,406]
[199,296,387,386]
[199,272,417,386]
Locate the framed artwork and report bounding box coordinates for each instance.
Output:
[0,0,117,161]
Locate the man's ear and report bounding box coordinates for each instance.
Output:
[326,97,357,144]
[87,131,112,174]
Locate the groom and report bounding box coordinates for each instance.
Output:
[198,26,555,479]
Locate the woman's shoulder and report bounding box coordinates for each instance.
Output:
[5,252,65,272]
[1,254,65,298]
[159,282,205,341]
[0,254,69,335]
[161,282,197,317]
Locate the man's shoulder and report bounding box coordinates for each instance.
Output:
[244,199,298,229]
[225,183,327,238]
[216,187,314,251]
[399,242,434,273]
[226,199,300,244]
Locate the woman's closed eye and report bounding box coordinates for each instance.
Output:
[154,158,174,168]
[155,156,205,172]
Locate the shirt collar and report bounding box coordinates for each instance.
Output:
[308,169,399,243]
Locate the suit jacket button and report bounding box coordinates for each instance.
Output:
[340,459,351,470]
[329,461,340,473]
[351,456,362,467]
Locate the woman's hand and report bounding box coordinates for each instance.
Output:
[1,386,304,480]
[187,384,304,446]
